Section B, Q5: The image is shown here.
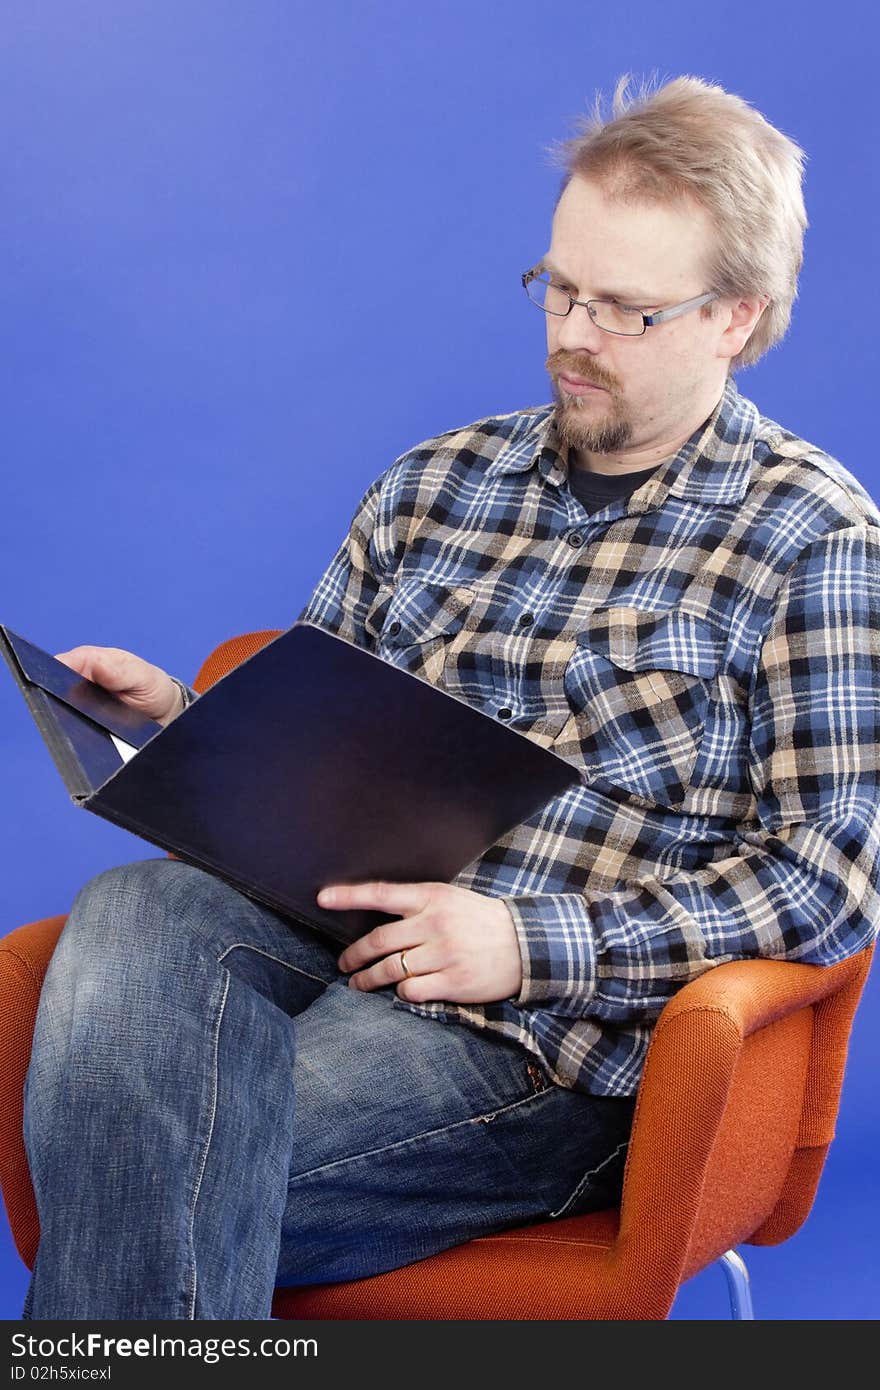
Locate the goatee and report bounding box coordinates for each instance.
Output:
[551,384,633,456]
[546,350,632,456]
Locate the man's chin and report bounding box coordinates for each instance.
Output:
[552,398,632,455]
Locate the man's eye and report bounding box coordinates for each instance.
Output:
[614,302,642,315]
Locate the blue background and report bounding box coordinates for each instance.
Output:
[1,0,877,1321]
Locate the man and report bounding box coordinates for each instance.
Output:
[21,75,880,1319]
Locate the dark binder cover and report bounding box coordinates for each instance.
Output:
[1,622,581,944]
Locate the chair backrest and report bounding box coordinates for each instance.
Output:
[192,629,282,692]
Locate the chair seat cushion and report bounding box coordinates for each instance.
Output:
[272,1208,622,1320]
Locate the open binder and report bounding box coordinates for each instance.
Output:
[1,622,581,944]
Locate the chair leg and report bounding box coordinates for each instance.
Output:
[718,1249,754,1319]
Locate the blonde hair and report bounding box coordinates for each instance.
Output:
[547,74,808,371]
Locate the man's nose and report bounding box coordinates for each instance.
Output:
[555,301,605,354]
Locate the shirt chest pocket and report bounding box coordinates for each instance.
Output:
[373,577,478,686]
[553,606,723,810]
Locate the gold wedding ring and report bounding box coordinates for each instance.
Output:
[399,950,413,979]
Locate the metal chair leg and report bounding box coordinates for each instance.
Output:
[718,1248,754,1319]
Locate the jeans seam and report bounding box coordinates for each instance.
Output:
[287,1085,550,1188]
[216,942,334,987]
[548,1136,630,1220]
[184,969,230,1320]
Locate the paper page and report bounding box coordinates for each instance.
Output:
[110,734,139,764]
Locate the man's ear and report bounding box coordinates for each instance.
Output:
[717,295,771,361]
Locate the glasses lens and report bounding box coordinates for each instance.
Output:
[525,272,570,315]
[589,301,646,335]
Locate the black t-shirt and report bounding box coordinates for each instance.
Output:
[567,460,660,515]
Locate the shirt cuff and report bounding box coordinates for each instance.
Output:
[501,891,598,1011]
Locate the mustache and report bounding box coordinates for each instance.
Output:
[545,351,615,392]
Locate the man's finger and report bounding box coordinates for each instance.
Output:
[317,881,432,915]
[56,649,125,687]
[54,649,92,675]
[338,919,418,974]
[348,946,438,995]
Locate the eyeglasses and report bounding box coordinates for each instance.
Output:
[521,266,718,337]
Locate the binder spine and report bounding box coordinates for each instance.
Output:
[32,690,97,800]
[8,675,96,802]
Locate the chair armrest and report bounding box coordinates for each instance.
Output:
[657,949,872,1041]
[0,916,68,1267]
[614,948,873,1301]
[655,947,873,1152]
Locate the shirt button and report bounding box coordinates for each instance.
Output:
[497,707,512,720]
[567,531,585,548]
[387,620,401,636]
[518,613,534,628]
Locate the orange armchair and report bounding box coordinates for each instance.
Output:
[0,632,874,1320]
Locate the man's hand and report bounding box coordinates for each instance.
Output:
[54,646,183,725]
[321,881,523,1004]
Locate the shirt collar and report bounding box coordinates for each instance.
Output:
[486,375,759,511]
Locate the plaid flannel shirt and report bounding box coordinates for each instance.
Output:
[296,374,880,1095]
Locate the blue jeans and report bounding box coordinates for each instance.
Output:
[21,858,636,1319]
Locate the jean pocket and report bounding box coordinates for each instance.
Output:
[552,606,723,809]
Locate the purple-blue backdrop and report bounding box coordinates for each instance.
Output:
[1,0,877,1321]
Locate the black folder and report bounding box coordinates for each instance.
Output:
[0,622,581,944]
